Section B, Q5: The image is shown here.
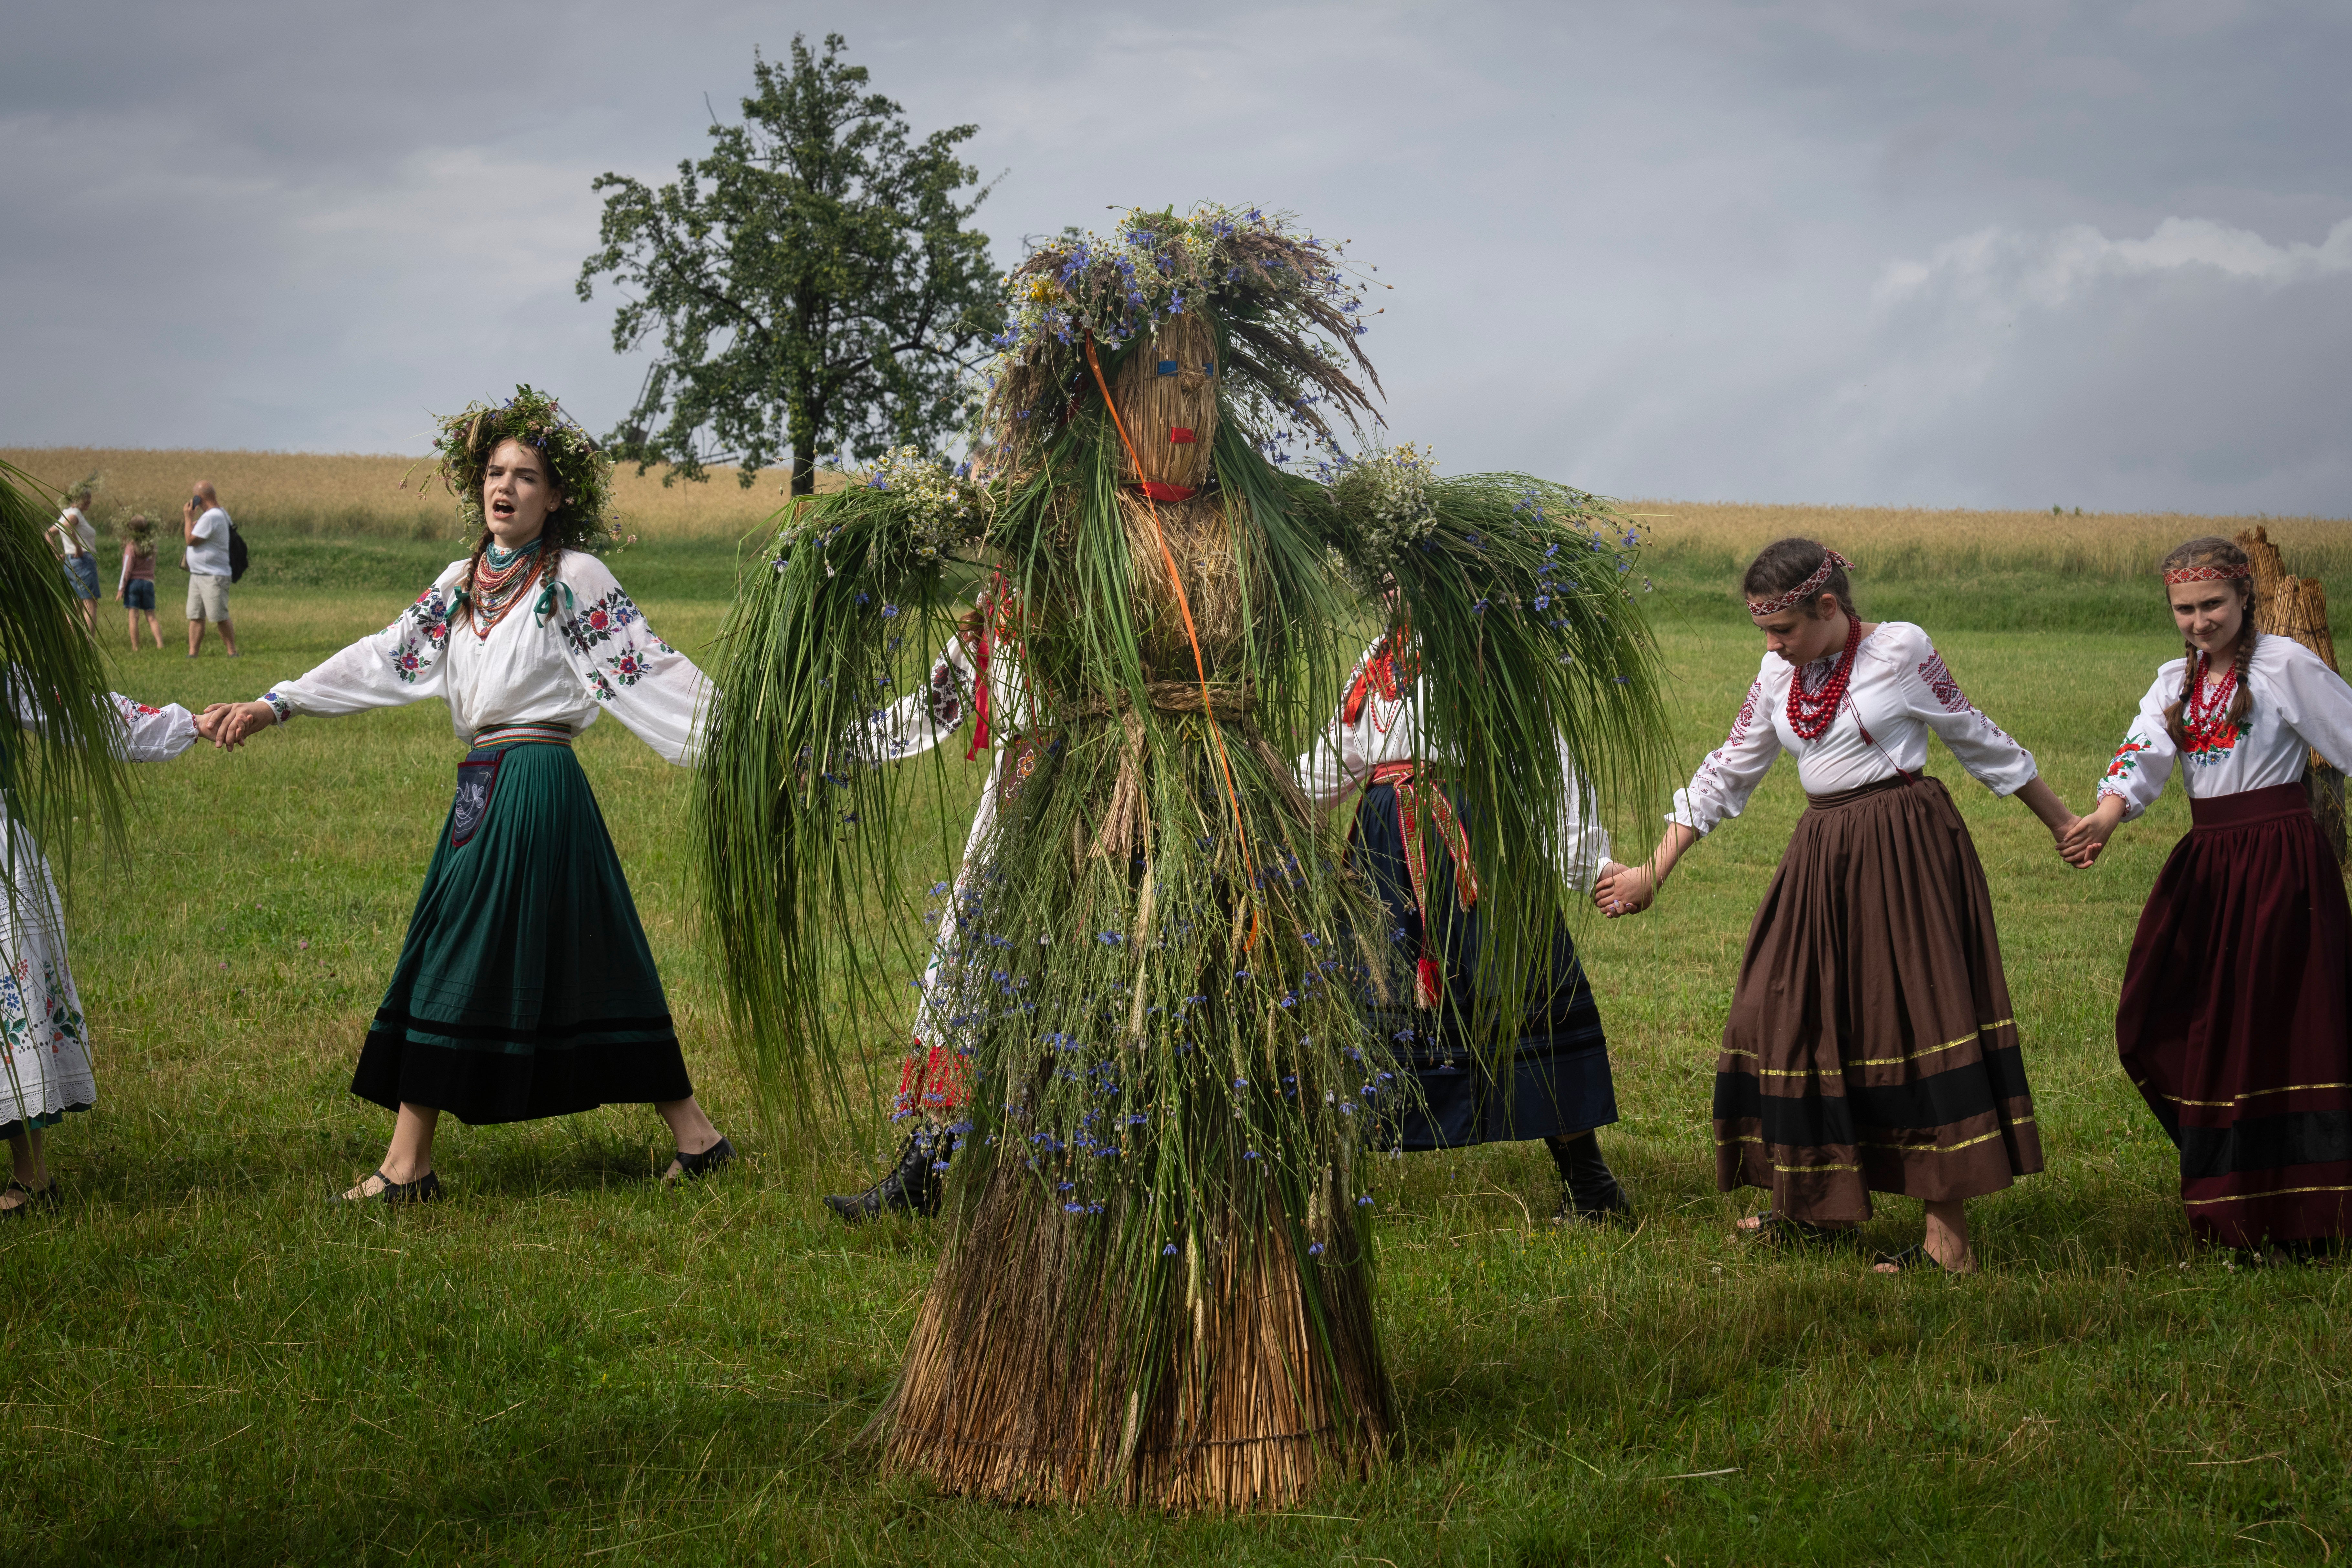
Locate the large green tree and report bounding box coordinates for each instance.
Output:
[579,34,1001,496]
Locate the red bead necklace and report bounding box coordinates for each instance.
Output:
[2182,652,2239,748]
[1785,612,1862,741]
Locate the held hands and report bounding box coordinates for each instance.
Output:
[1593,860,1659,919]
[196,700,278,751]
[2057,796,2125,869]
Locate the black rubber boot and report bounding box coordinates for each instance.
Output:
[1546,1131,1630,1225]
[825,1130,949,1223]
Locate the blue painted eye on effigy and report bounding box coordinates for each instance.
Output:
[1203,361,1215,376]
[1156,360,1178,375]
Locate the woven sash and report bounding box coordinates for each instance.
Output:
[1370,760,1480,1009]
[471,721,573,749]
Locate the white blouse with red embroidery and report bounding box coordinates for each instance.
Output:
[1296,633,1617,890]
[2095,636,2352,820]
[258,552,710,764]
[1670,621,2037,836]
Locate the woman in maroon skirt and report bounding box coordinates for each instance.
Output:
[2063,536,2352,1257]
[1600,539,2079,1273]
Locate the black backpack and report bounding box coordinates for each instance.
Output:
[227,522,249,584]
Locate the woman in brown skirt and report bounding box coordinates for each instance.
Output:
[1598,539,2080,1273]
[2061,537,2352,1257]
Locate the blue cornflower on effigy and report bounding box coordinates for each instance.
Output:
[1097,931,1124,946]
[1163,1243,1180,1255]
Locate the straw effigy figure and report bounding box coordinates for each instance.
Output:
[698,205,1668,1508]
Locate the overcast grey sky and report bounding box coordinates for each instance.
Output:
[5,0,2346,513]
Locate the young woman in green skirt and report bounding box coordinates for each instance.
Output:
[202,388,731,1202]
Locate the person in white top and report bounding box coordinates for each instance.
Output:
[1598,539,2080,1274]
[1298,627,1636,1225]
[182,481,239,658]
[196,389,731,1203]
[814,595,1025,1222]
[51,487,100,635]
[823,592,1032,1222]
[2061,536,2352,1257]
[3,688,199,1214]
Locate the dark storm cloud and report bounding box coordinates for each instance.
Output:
[2,0,2344,513]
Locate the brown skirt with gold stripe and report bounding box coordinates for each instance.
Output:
[1712,773,2043,1226]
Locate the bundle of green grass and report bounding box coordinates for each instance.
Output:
[697,203,1670,1507]
[1,459,130,897]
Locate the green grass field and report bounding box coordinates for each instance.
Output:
[6,543,2349,1565]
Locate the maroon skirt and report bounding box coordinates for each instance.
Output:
[2116,781,2352,1249]
[1713,774,2043,1225]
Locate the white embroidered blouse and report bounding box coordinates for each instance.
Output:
[7,688,197,764]
[2095,636,2352,820]
[258,552,710,764]
[1670,621,2037,836]
[865,630,1031,765]
[1297,634,1617,891]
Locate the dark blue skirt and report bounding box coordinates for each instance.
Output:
[1354,780,1616,1150]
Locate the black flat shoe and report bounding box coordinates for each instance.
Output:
[826,1131,947,1223]
[666,1136,737,1183]
[339,1169,441,1205]
[0,1178,59,1217]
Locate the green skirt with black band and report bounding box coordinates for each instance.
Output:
[351,736,692,1123]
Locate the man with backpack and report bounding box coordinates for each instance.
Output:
[183,480,240,658]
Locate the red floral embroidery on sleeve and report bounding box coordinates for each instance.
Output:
[1918,652,1970,713]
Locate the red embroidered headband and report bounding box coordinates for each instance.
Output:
[2163,562,2251,585]
[1747,550,1852,616]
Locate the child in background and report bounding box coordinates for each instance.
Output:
[115,516,164,651]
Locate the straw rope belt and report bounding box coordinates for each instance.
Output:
[1050,683,1305,865]
[1055,681,1255,720]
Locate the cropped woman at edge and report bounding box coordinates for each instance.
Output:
[2062,536,2352,1258]
[200,389,731,1202]
[1599,539,2078,1273]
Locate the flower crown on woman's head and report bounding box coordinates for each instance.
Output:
[426,384,618,552]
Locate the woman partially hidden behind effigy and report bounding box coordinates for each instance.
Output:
[200,389,733,1201]
[698,205,1668,1507]
[825,592,1026,1222]
[2063,536,2352,1258]
[1299,602,1635,1224]
[1601,539,2079,1274]
[1,458,191,1216]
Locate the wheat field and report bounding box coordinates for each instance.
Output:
[0,446,840,544]
[9,447,2345,578]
